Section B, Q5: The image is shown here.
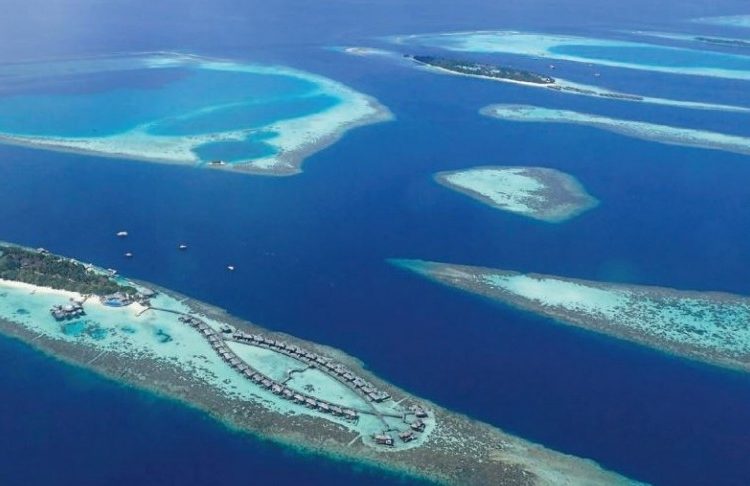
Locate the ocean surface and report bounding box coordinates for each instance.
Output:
[1,0,750,485]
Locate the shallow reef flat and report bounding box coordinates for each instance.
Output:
[435,166,598,223]
[392,30,750,80]
[692,15,750,29]
[482,104,750,157]
[628,31,750,50]
[0,52,392,176]
[0,244,638,486]
[339,46,750,113]
[392,259,750,373]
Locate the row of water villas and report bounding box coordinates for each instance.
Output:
[228,329,392,403]
[228,326,431,448]
[178,315,360,422]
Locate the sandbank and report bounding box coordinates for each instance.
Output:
[435,166,598,223]
[481,104,750,157]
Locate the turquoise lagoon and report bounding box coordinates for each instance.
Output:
[0,53,390,175]
[394,31,750,79]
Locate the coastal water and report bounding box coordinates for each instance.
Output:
[1,0,750,485]
[549,44,750,71]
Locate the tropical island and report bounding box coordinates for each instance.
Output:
[392,259,750,374]
[435,166,598,223]
[0,243,636,485]
[406,55,555,84]
[395,30,750,81]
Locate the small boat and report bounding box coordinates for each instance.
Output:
[227,265,235,271]
[124,252,133,258]
[116,231,128,238]
[178,244,188,251]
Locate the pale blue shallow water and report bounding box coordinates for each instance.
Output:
[550,44,750,70]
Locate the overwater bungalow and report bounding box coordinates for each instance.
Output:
[304,398,317,408]
[374,434,394,446]
[410,420,426,432]
[272,384,283,395]
[318,402,331,413]
[282,389,294,399]
[293,394,305,404]
[343,409,358,421]
[101,292,133,307]
[399,431,416,443]
[411,406,428,418]
[50,302,85,321]
[330,406,343,416]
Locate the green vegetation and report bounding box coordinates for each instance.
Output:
[408,55,555,84]
[0,245,136,296]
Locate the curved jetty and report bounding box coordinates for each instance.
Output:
[482,104,750,157]
[392,259,750,373]
[435,166,598,223]
[0,243,638,485]
[0,53,392,176]
[393,30,750,80]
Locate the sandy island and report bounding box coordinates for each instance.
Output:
[435,166,598,223]
[0,244,639,485]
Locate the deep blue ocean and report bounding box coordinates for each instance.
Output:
[1,1,750,485]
